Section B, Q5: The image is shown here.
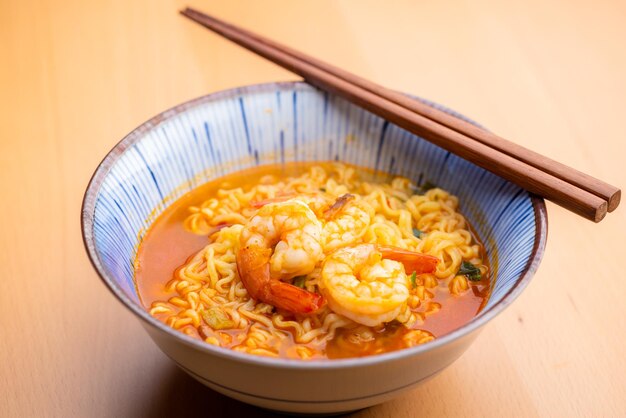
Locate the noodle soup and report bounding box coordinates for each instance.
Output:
[135,163,490,360]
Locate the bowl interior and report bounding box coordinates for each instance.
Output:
[83,82,542,328]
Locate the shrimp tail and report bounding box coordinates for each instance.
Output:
[376,244,439,274]
[323,193,355,220]
[237,246,325,314]
[268,280,325,314]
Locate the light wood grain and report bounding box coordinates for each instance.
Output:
[1,1,625,417]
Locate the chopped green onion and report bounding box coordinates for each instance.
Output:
[420,181,436,193]
[293,275,307,288]
[458,261,482,281]
[202,307,235,330]
[412,228,423,238]
[409,271,417,289]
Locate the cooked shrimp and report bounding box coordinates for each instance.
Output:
[237,200,325,314]
[322,194,374,252]
[320,244,438,326]
[237,246,324,314]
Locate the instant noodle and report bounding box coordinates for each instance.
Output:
[136,163,490,360]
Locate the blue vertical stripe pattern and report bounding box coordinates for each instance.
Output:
[89,82,541,314]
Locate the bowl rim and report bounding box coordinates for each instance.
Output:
[81,80,548,370]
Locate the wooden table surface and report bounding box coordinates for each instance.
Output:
[2,1,625,416]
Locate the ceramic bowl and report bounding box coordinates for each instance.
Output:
[82,81,547,414]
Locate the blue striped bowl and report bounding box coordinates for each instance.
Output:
[82,81,546,414]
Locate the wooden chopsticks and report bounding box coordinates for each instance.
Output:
[180,7,620,222]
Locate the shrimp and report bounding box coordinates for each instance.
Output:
[237,200,325,314]
[320,244,439,326]
[237,246,324,314]
[322,194,374,252]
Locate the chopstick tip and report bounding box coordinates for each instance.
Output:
[594,201,608,223]
[607,189,621,213]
